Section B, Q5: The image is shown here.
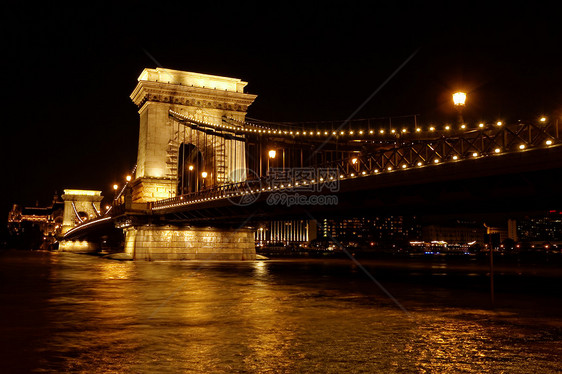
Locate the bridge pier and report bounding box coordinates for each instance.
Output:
[59,240,99,253]
[124,225,256,261]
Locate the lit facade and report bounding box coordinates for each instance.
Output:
[129,68,257,202]
[255,220,317,246]
[517,211,562,242]
[422,224,485,246]
[319,216,421,247]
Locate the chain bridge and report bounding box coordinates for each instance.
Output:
[61,68,562,260]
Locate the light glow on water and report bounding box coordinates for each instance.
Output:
[0,251,561,373]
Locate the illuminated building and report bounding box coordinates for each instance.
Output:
[516,210,562,242]
[7,193,64,249]
[255,220,317,246]
[318,216,421,248]
[422,223,485,247]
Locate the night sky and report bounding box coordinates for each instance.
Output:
[1,3,561,226]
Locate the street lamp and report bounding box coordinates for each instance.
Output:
[453,91,467,125]
[267,149,276,175]
[201,171,208,190]
[112,184,119,204]
[126,175,132,182]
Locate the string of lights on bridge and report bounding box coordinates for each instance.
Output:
[150,135,559,211]
[169,110,552,141]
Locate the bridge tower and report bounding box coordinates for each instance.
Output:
[129,68,257,202]
[59,189,104,253]
[60,189,103,234]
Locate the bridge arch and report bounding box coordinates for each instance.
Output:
[76,211,89,224]
[178,143,204,194]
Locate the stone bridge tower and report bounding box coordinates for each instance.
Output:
[61,189,103,234]
[129,68,257,202]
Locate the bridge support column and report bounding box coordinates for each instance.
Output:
[124,225,256,261]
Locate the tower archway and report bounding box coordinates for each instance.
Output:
[178,144,205,194]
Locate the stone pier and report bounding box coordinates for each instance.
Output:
[124,225,256,261]
[59,240,99,253]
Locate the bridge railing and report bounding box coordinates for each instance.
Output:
[320,120,560,177]
[152,179,265,210]
[151,120,560,211]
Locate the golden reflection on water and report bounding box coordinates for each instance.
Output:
[9,253,557,373]
[99,261,135,280]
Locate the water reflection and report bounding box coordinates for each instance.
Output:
[0,252,561,373]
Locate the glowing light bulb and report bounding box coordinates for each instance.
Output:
[453,92,466,106]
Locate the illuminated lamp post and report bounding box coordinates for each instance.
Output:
[267,149,276,176]
[201,171,208,190]
[453,91,467,125]
[112,184,119,205]
[187,165,194,193]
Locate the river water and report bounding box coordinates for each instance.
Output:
[1,250,561,373]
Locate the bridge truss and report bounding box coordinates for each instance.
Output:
[151,115,560,211]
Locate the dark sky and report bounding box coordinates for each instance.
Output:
[1,2,561,220]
